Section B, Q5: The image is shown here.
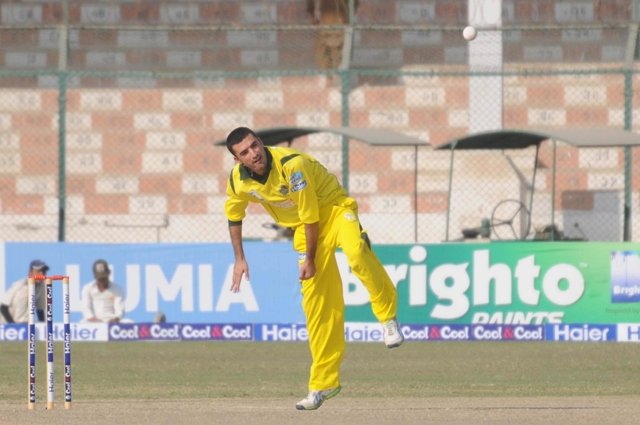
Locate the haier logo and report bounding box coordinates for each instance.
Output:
[546,324,616,342]
[617,324,640,342]
[0,323,106,341]
[344,323,383,342]
[0,324,27,341]
[257,324,308,341]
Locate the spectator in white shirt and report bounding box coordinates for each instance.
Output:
[0,259,48,323]
[81,259,127,323]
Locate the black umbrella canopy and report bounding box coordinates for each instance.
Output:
[437,127,640,150]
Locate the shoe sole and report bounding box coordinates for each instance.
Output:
[296,403,319,411]
[386,339,404,349]
[295,386,341,411]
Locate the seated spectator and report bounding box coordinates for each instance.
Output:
[307,0,359,69]
[0,260,48,324]
[81,259,127,323]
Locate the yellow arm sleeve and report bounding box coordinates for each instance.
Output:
[224,170,248,224]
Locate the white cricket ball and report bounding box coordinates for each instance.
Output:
[463,26,477,41]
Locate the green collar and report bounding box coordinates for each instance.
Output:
[239,147,273,184]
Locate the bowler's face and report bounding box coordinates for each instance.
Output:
[231,134,268,176]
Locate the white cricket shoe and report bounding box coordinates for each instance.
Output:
[382,318,404,348]
[295,386,341,410]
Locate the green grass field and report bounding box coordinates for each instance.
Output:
[2,341,640,400]
[2,341,640,425]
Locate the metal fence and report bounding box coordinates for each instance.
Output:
[0,0,639,244]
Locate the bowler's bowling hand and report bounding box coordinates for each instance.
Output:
[299,259,316,281]
[231,261,250,293]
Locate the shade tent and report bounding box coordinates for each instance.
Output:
[437,127,640,242]
[437,127,640,150]
[215,126,429,147]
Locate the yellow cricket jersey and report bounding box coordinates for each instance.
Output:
[225,146,348,228]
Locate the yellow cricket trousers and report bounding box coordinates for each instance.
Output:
[293,199,398,391]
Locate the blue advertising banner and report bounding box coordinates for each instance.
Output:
[3,241,640,327]
[0,242,303,324]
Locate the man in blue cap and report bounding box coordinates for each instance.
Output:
[0,260,49,323]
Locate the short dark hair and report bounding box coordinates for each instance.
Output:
[92,259,111,279]
[226,127,259,154]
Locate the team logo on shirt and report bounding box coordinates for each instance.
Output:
[290,171,307,192]
[279,185,289,195]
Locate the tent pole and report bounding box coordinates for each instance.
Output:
[551,139,557,241]
[528,143,540,237]
[445,146,456,241]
